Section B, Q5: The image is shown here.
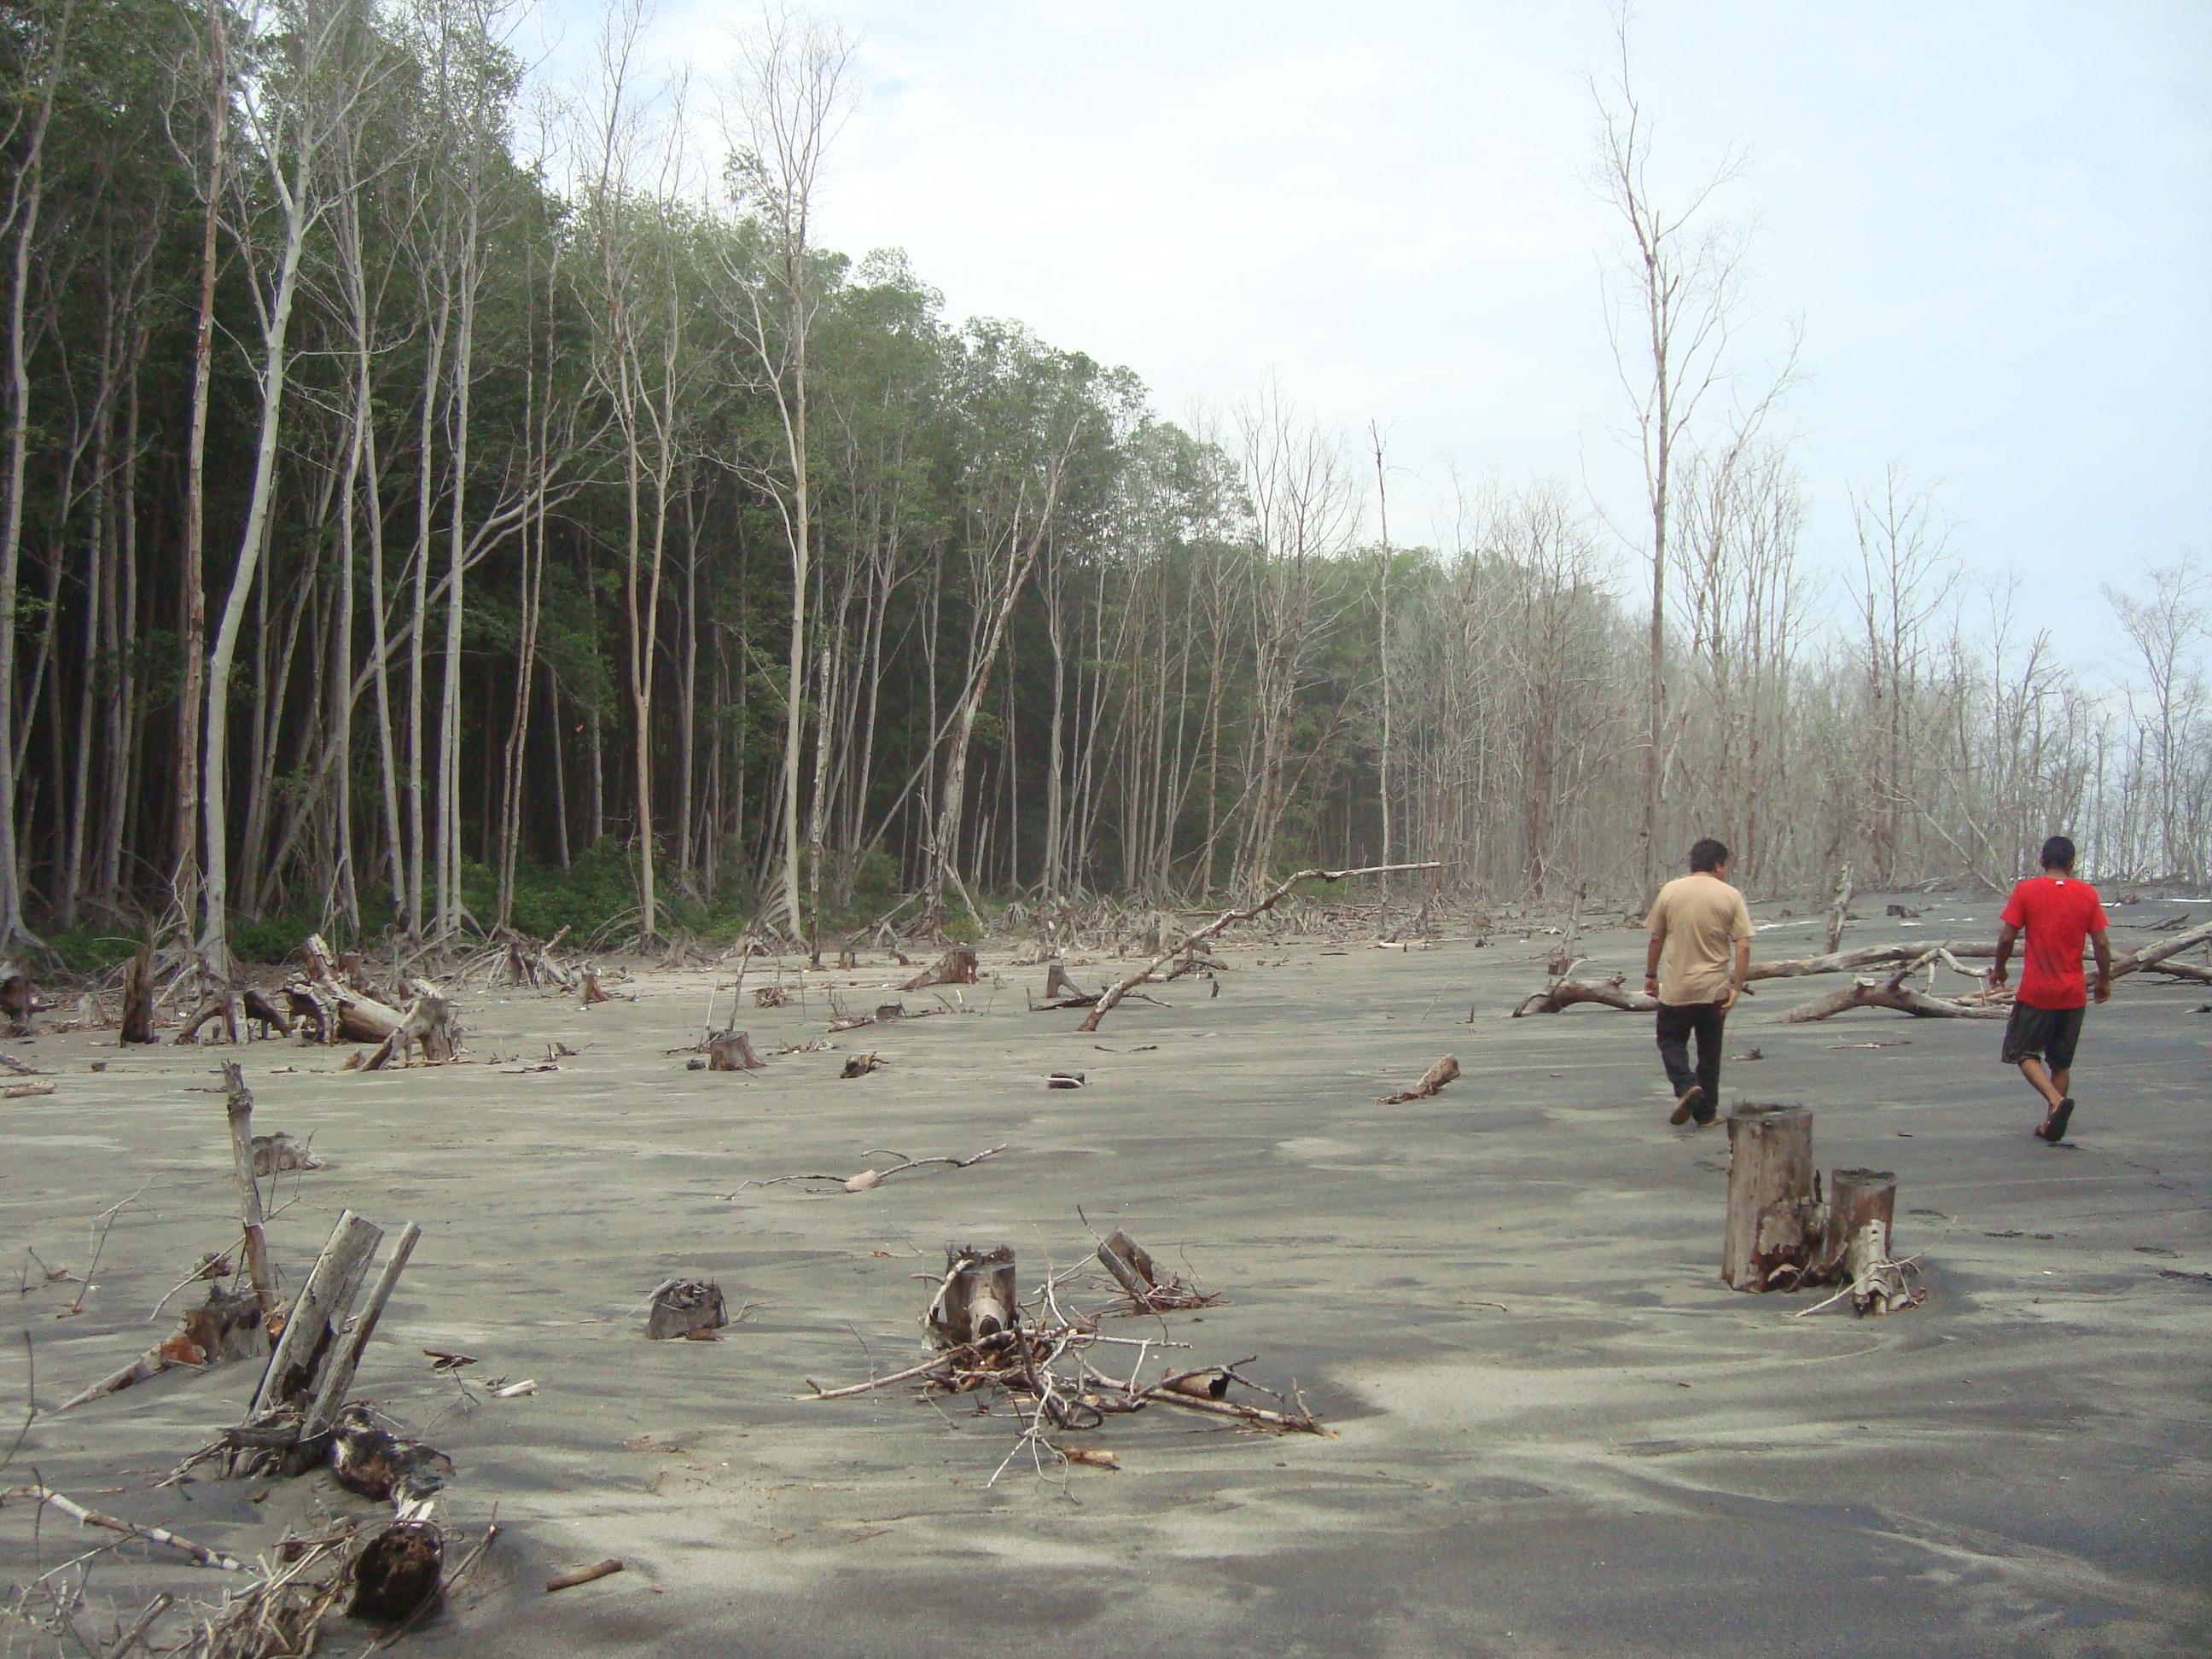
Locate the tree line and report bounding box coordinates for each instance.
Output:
[1,0,2204,967]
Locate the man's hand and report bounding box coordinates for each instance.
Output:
[1989,964,2008,988]
[1720,984,1740,1014]
[2093,973,2112,1004]
[1643,975,1659,998]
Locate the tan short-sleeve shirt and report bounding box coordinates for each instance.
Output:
[1646,875,1755,1006]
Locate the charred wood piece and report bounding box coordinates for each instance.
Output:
[646,1278,728,1341]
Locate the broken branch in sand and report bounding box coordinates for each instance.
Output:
[1095,1228,1222,1314]
[0,1485,243,1570]
[1078,863,1441,1033]
[1777,953,2005,1023]
[1378,1054,1460,1103]
[731,1144,1007,1196]
[545,1558,626,1592]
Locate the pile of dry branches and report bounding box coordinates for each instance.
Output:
[801,1237,1323,1486]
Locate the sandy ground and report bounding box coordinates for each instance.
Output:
[3,894,2209,1656]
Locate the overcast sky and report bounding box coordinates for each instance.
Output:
[541,0,2211,673]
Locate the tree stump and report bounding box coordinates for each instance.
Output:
[1817,1167,1897,1284]
[119,941,156,1045]
[901,946,979,992]
[928,1244,1017,1346]
[705,1029,765,1071]
[0,960,31,1036]
[350,1519,445,1625]
[1722,1103,1819,1290]
[646,1279,727,1340]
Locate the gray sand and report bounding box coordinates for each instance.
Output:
[5,896,2209,1656]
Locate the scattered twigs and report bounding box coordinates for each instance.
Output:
[1,1486,244,1571]
[1378,1054,1460,1103]
[1079,862,1441,1032]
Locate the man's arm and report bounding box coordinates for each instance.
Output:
[1992,921,2021,986]
[1723,936,1750,1011]
[2090,926,2113,1004]
[1644,920,1666,998]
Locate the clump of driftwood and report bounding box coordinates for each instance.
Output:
[646,1279,728,1340]
[800,1238,1324,1484]
[730,1143,1007,1196]
[176,1514,496,1655]
[753,984,790,1008]
[1095,1228,1222,1314]
[1722,1103,1924,1315]
[251,1132,321,1177]
[1511,967,1656,1017]
[840,1051,882,1078]
[827,998,914,1033]
[486,925,576,992]
[1378,1054,1460,1103]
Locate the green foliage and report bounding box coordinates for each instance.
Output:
[44,928,144,975]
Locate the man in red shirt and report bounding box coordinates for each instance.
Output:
[1992,835,2113,1144]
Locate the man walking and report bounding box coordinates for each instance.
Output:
[1992,835,2112,1144]
[1644,837,1754,1127]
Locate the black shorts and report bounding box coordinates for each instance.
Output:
[2001,1003,2085,1070]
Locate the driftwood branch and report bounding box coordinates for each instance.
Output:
[1078,863,1441,1032]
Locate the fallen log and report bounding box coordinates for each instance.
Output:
[1778,969,2005,1023]
[1078,862,1442,1033]
[287,934,405,1045]
[2112,917,2212,981]
[1511,973,1657,1016]
[352,986,460,1069]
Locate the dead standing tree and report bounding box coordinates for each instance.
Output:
[1077,862,1439,1033]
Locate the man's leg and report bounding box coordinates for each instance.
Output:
[1656,1004,1701,1120]
[1693,1003,1725,1121]
[2017,1057,2065,1113]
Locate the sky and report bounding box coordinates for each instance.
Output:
[534,0,2212,676]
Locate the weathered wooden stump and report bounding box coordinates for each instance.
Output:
[1722,1103,1819,1290]
[901,946,979,992]
[119,941,156,1045]
[1818,1167,1897,1284]
[705,1029,765,1071]
[929,1244,1018,1346]
[646,1279,728,1340]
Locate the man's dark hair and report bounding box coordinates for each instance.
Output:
[2040,835,2076,872]
[1689,837,1730,873]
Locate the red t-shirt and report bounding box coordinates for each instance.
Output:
[2000,876,2109,1010]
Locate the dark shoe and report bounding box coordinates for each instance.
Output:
[1669,1084,1705,1126]
[2036,1097,2076,1144]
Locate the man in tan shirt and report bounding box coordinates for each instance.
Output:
[1643,837,1755,1127]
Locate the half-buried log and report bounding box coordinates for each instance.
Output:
[1378,1054,1460,1103]
[1722,1103,1819,1291]
[350,1519,445,1625]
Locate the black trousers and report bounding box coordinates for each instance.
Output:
[1655,1000,1726,1112]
